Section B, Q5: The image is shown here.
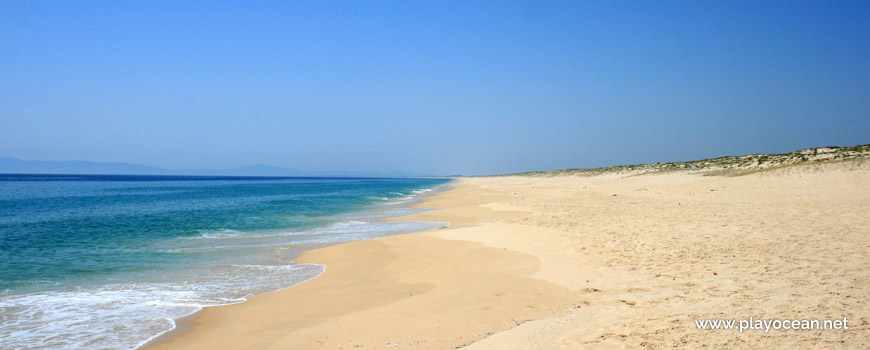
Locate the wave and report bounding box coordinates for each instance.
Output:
[7,221,450,348]
[0,264,324,350]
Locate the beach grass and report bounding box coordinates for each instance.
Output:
[499,144,870,177]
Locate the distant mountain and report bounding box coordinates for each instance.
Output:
[0,157,423,178]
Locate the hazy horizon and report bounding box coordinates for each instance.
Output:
[0,156,431,177]
[3,142,867,177]
[2,1,869,175]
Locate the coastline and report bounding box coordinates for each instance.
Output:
[144,181,575,349]
[140,181,455,349]
[0,177,453,350]
[146,160,869,349]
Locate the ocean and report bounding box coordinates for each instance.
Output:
[0,174,451,349]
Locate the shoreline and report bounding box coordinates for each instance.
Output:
[146,160,869,348]
[142,182,455,349]
[0,177,453,350]
[144,180,572,349]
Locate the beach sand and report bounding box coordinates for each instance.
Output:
[146,160,869,349]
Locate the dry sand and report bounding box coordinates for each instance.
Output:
[147,159,869,349]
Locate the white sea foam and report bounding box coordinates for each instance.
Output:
[0,264,324,350]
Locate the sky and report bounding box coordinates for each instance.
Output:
[1,1,868,175]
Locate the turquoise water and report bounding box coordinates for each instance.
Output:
[0,175,451,349]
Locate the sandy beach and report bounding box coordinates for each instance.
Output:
[147,159,869,349]
[5,2,868,348]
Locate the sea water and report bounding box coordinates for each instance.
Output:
[0,174,451,349]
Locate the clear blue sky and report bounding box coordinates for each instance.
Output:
[2,1,868,175]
